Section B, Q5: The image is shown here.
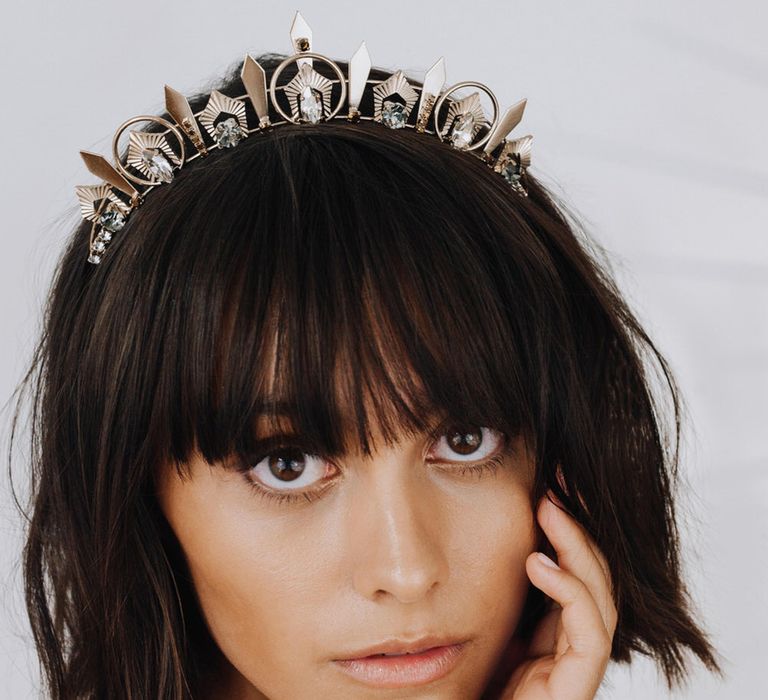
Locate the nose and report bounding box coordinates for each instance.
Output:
[348,456,449,604]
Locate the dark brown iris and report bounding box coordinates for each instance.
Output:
[445,425,483,455]
[268,448,307,482]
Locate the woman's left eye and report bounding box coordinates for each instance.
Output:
[426,424,507,465]
[235,424,509,506]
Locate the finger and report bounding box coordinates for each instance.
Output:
[540,495,618,639]
[526,598,562,658]
[548,489,614,598]
[538,493,618,637]
[550,473,612,589]
[582,536,617,635]
[526,552,612,699]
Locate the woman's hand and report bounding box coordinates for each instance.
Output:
[501,491,618,700]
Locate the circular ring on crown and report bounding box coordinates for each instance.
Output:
[111,115,187,187]
[433,81,500,153]
[269,51,347,124]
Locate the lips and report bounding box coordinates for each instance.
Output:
[334,634,468,660]
[332,641,469,688]
[367,649,432,658]
[360,644,440,659]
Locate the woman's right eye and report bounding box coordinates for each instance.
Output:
[244,447,336,495]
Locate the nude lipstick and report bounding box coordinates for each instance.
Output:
[332,640,468,688]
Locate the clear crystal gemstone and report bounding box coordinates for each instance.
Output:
[141,148,174,183]
[99,230,113,242]
[213,117,244,148]
[500,158,522,184]
[381,100,407,129]
[450,113,476,149]
[98,208,126,232]
[299,86,323,123]
[92,240,106,253]
[88,253,102,264]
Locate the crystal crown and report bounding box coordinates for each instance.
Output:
[75,10,533,264]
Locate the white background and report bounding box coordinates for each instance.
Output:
[1,1,765,697]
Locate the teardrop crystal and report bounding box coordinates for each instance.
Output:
[450,113,476,149]
[299,86,323,123]
[141,148,174,183]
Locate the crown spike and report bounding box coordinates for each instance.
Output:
[164,85,208,156]
[483,98,527,155]
[348,41,372,120]
[241,54,271,128]
[290,10,313,68]
[79,151,140,201]
[416,57,446,133]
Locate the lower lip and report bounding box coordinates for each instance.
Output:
[332,642,467,688]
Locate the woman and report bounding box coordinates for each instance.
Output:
[11,12,722,699]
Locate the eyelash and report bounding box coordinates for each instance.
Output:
[232,428,512,507]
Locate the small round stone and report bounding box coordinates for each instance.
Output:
[88,253,102,264]
[213,117,245,148]
[501,159,522,184]
[381,100,407,129]
[98,208,126,232]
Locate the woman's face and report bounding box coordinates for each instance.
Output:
[155,407,537,699]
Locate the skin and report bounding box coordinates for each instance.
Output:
[155,415,617,700]
[502,492,619,699]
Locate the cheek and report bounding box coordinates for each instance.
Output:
[444,478,537,624]
[159,470,319,680]
[164,470,349,697]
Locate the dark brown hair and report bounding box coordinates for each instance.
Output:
[9,53,723,698]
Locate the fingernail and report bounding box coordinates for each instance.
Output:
[536,552,560,570]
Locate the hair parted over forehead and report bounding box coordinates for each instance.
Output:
[10,53,723,699]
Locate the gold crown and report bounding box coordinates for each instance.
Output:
[75,10,533,265]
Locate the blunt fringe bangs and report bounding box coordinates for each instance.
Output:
[8,53,723,699]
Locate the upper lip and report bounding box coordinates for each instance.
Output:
[333,634,468,660]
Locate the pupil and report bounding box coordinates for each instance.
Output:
[447,426,482,455]
[268,449,306,482]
